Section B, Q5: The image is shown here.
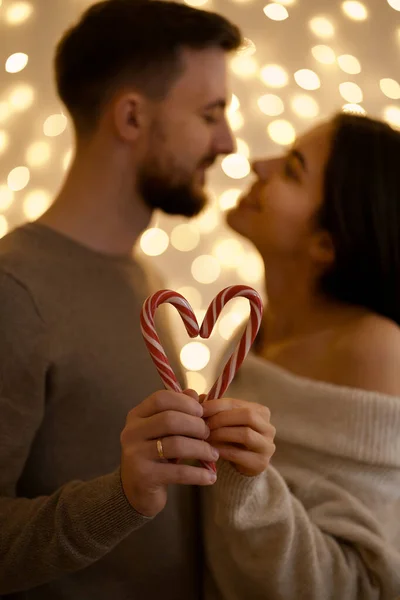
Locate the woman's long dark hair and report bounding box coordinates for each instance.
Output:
[318,113,400,325]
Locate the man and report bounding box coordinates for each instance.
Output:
[0,1,241,598]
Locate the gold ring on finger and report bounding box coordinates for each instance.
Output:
[156,438,165,460]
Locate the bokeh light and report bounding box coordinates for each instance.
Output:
[23,189,51,220]
[258,94,285,116]
[0,186,14,211]
[231,55,258,78]
[5,53,29,74]
[0,131,9,154]
[7,166,30,191]
[184,0,209,6]
[26,141,51,167]
[218,311,246,340]
[384,106,400,129]
[180,342,210,371]
[237,252,265,283]
[311,45,336,64]
[236,138,250,157]
[213,238,245,268]
[342,103,366,115]
[194,207,219,233]
[170,223,200,252]
[309,16,335,38]
[43,114,68,137]
[0,216,9,239]
[219,188,242,211]
[9,84,34,111]
[380,78,400,100]
[263,3,289,20]
[291,94,320,118]
[5,2,34,25]
[294,69,321,90]
[0,103,11,124]
[228,110,244,131]
[339,82,363,103]
[260,64,288,88]
[140,228,169,257]
[342,1,368,20]
[191,255,221,284]
[63,149,73,171]
[337,54,361,74]
[186,371,207,394]
[221,153,251,179]
[268,119,296,145]
[387,0,400,10]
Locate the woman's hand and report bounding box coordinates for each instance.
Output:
[202,398,276,477]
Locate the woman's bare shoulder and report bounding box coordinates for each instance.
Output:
[329,313,400,395]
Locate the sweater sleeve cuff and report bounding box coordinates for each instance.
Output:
[72,468,153,550]
[212,460,269,526]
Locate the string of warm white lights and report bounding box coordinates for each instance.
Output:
[0,0,400,391]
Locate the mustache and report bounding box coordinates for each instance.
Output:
[200,156,217,169]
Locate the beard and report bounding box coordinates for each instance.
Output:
[138,164,208,218]
[137,119,214,218]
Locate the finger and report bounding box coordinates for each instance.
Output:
[134,390,203,419]
[202,397,248,418]
[143,410,210,441]
[214,444,274,477]
[207,407,272,435]
[149,437,219,463]
[183,388,200,401]
[208,426,270,452]
[155,463,217,486]
[203,398,270,420]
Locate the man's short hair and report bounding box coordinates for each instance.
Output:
[55,0,242,133]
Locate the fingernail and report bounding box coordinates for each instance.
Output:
[209,473,217,483]
[195,404,203,417]
[211,448,219,460]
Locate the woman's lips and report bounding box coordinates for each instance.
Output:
[237,195,261,211]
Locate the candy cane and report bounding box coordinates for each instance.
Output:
[140,285,263,472]
[199,285,263,401]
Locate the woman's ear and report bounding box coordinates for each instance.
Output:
[309,230,335,266]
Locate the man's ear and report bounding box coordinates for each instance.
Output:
[113,92,148,142]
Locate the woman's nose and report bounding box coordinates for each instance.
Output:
[252,159,270,181]
[252,157,281,181]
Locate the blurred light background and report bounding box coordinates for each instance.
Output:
[0,0,399,391]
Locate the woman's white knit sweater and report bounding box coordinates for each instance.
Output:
[204,354,400,600]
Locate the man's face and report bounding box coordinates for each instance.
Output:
[138,47,235,217]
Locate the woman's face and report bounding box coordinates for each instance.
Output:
[227,122,334,267]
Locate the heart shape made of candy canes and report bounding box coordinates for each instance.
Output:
[140,285,263,473]
[140,284,263,401]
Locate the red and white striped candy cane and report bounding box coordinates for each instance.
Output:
[140,285,263,472]
[141,289,199,393]
[199,285,263,401]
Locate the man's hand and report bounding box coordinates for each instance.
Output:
[202,398,276,477]
[120,390,218,517]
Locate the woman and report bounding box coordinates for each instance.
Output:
[202,113,400,599]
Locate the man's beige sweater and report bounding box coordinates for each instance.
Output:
[0,223,202,599]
